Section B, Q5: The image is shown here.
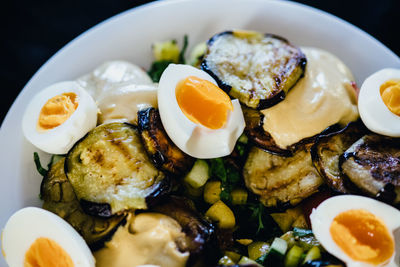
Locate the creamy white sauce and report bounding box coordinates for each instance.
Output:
[97,83,158,125]
[77,60,153,100]
[261,47,359,148]
[94,213,189,267]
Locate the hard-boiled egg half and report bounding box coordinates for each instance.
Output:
[2,207,95,267]
[359,68,400,137]
[22,81,98,154]
[310,195,400,267]
[158,64,245,159]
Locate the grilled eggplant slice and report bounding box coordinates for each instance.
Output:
[243,144,323,207]
[311,121,368,193]
[65,122,170,217]
[340,134,400,204]
[242,106,292,156]
[201,30,306,109]
[41,158,125,247]
[152,196,216,264]
[137,107,195,176]
[242,106,338,156]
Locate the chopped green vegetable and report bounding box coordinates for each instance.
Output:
[208,158,240,202]
[256,237,287,266]
[184,159,209,188]
[148,35,189,82]
[188,42,207,66]
[152,40,180,62]
[293,228,313,237]
[302,246,321,264]
[284,245,304,267]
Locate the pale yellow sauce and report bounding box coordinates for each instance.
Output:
[261,47,358,148]
[94,213,189,267]
[97,83,158,125]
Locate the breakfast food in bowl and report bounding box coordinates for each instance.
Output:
[3,28,400,267]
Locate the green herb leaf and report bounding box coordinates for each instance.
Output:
[148,60,172,82]
[208,158,241,203]
[178,35,188,64]
[33,152,48,177]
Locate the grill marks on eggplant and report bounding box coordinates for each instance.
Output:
[340,134,400,204]
[243,143,323,207]
[311,121,368,193]
[65,123,170,217]
[137,107,195,176]
[41,158,125,248]
[201,31,306,109]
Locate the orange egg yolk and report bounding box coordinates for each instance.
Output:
[330,209,394,265]
[176,76,233,129]
[380,79,400,116]
[24,237,74,267]
[37,92,79,131]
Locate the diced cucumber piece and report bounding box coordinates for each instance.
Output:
[184,159,209,188]
[152,40,180,62]
[238,256,262,266]
[248,241,270,260]
[257,237,288,266]
[284,245,304,267]
[270,237,288,256]
[302,246,321,265]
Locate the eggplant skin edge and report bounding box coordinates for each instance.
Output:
[137,107,195,176]
[201,30,307,110]
[310,121,368,194]
[65,122,171,217]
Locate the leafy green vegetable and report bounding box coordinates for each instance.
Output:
[148,60,171,83]
[33,152,49,177]
[248,202,266,234]
[208,158,240,202]
[148,35,189,82]
[33,152,63,178]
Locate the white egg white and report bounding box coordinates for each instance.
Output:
[310,195,400,267]
[2,207,95,267]
[359,68,400,137]
[157,64,245,159]
[22,81,98,154]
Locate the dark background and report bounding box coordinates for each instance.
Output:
[1,0,399,125]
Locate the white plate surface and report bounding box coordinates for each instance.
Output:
[1,0,399,265]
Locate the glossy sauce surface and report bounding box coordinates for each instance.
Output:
[262,47,358,148]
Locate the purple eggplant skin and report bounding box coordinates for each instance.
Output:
[41,158,125,249]
[151,196,218,265]
[137,107,195,177]
[242,106,341,157]
[65,122,171,218]
[201,30,306,110]
[339,133,400,206]
[310,121,368,194]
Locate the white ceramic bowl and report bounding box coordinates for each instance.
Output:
[1,0,399,265]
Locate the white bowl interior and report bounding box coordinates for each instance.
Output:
[0,0,399,265]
